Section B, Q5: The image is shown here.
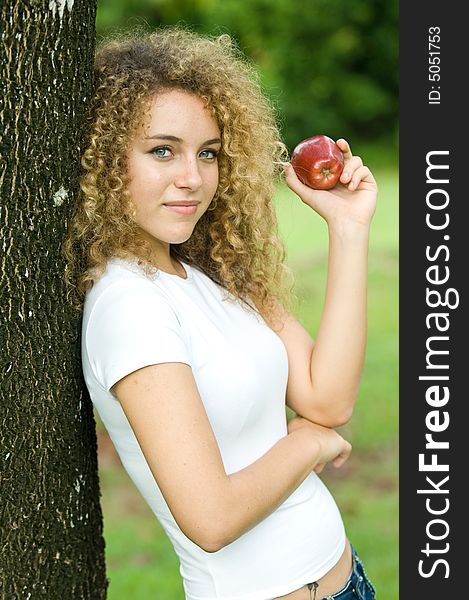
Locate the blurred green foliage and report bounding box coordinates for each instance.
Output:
[96,0,398,153]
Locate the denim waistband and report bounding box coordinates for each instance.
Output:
[319,544,376,600]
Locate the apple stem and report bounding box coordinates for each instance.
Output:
[322,168,331,176]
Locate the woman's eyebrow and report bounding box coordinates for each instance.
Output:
[145,134,221,145]
[145,134,182,141]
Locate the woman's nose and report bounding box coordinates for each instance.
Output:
[174,157,203,190]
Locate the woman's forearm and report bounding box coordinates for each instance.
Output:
[308,223,370,422]
[283,140,377,427]
[116,363,352,555]
[204,423,350,551]
[217,429,319,548]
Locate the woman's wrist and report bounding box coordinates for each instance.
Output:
[327,219,371,243]
[288,426,322,468]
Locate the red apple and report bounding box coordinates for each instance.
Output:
[291,135,344,190]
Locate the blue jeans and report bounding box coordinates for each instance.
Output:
[308,545,376,599]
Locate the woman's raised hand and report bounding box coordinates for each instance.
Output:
[284,138,378,231]
[287,416,352,473]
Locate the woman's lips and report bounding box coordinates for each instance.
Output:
[163,203,199,215]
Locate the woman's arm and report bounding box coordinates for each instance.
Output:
[113,362,351,552]
[276,139,378,427]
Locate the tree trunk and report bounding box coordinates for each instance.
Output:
[0,1,107,598]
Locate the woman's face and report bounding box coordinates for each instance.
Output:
[126,89,221,257]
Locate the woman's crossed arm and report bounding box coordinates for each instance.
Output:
[113,362,351,552]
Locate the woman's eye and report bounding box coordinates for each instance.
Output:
[199,149,218,160]
[151,146,171,158]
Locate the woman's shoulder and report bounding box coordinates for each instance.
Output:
[83,257,166,313]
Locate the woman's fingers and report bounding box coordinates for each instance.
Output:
[283,162,327,206]
[340,155,363,184]
[314,440,352,473]
[283,162,307,195]
[345,165,374,191]
[336,140,375,190]
[332,442,352,468]
[336,138,353,161]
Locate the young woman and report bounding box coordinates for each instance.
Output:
[65,27,377,600]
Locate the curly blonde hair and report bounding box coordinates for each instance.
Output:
[64,26,295,326]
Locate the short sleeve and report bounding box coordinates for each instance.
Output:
[85,280,191,392]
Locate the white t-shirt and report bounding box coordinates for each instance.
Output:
[82,257,346,600]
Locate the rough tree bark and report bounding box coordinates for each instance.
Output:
[1,1,108,598]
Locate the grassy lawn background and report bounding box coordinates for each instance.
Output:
[96,161,398,599]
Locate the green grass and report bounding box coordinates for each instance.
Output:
[99,463,184,598]
[97,165,398,599]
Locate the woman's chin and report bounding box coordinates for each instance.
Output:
[166,234,191,245]
[138,222,197,247]
[167,225,197,245]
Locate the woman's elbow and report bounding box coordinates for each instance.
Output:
[184,514,234,553]
[196,536,226,553]
[299,403,355,428]
[318,391,357,427]
[192,529,232,554]
[330,407,354,427]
